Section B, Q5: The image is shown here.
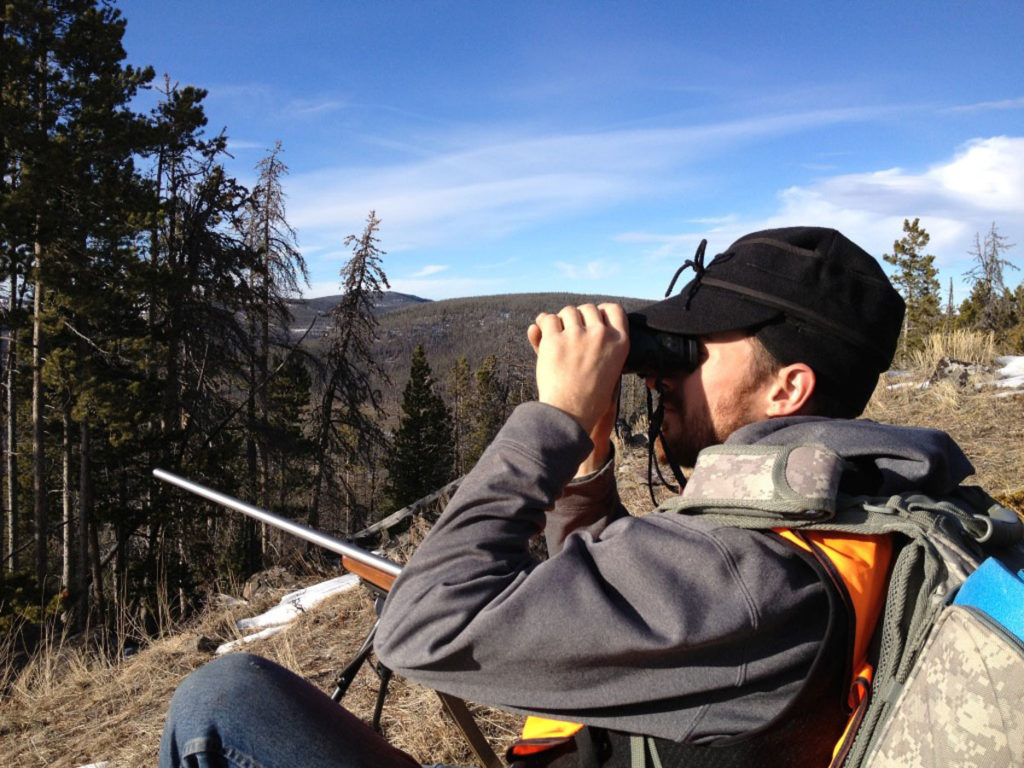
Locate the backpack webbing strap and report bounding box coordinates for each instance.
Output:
[629,736,663,768]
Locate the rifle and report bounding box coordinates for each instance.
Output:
[153,468,503,768]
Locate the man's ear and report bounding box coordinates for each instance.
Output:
[765,363,816,417]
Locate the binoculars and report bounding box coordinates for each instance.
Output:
[624,314,700,376]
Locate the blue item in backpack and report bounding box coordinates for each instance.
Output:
[954,557,1024,642]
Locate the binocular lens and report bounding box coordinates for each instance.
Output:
[624,315,700,376]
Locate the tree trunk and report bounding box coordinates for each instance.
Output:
[77,420,90,632]
[0,357,4,578]
[62,400,72,591]
[89,513,104,626]
[31,47,48,593]
[245,361,259,572]
[308,385,336,530]
[258,272,271,536]
[32,260,46,590]
[4,274,17,574]
[258,315,270,558]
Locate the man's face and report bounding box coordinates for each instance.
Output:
[647,330,774,468]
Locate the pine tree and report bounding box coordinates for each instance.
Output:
[466,354,505,468]
[447,356,472,476]
[240,141,307,569]
[1,0,153,594]
[1008,283,1024,353]
[261,351,314,548]
[944,277,956,332]
[384,346,455,509]
[883,218,941,355]
[309,211,390,532]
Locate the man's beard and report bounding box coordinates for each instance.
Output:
[652,384,762,470]
[652,389,717,469]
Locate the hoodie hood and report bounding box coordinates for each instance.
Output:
[727,416,975,497]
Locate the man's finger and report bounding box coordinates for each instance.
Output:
[527,323,542,354]
[597,302,629,333]
[534,311,564,333]
[556,305,584,329]
[576,303,606,330]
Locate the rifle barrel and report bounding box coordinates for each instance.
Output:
[152,468,403,582]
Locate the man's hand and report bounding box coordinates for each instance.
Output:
[527,303,629,444]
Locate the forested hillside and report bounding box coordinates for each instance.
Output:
[375,293,648,370]
[299,291,651,418]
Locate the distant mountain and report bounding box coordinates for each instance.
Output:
[285,291,431,337]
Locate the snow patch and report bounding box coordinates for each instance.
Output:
[994,355,1024,389]
[885,356,1024,393]
[219,573,361,653]
[216,625,289,654]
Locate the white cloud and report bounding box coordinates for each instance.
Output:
[945,97,1024,113]
[788,137,1024,220]
[766,136,1024,268]
[408,264,448,278]
[226,139,267,151]
[686,215,741,226]
[613,230,707,265]
[614,222,742,265]
[286,106,888,254]
[288,98,346,117]
[930,137,1024,211]
[305,279,343,297]
[204,82,348,123]
[613,136,1024,294]
[305,273,494,300]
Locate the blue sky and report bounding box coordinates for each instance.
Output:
[121,1,1024,302]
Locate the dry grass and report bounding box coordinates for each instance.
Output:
[2,337,1022,767]
[0,595,260,767]
[904,329,997,371]
[864,337,1024,496]
[0,583,521,767]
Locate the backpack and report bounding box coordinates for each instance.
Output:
[659,442,1024,768]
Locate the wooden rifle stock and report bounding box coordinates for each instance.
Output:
[153,469,402,592]
[340,554,396,592]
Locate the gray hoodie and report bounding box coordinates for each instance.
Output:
[374,402,973,742]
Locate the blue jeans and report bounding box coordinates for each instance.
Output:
[159,653,445,768]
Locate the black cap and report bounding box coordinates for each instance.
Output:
[635,227,905,414]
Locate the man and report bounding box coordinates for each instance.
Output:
[160,227,975,767]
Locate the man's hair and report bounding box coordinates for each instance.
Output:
[748,335,867,420]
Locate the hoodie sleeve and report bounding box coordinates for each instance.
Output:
[544,441,630,556]
[374,402,828,742]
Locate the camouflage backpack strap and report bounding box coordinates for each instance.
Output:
[657,443,843,523]
[660,442,1020,559]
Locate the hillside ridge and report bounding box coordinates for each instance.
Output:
[286,291,654,419]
